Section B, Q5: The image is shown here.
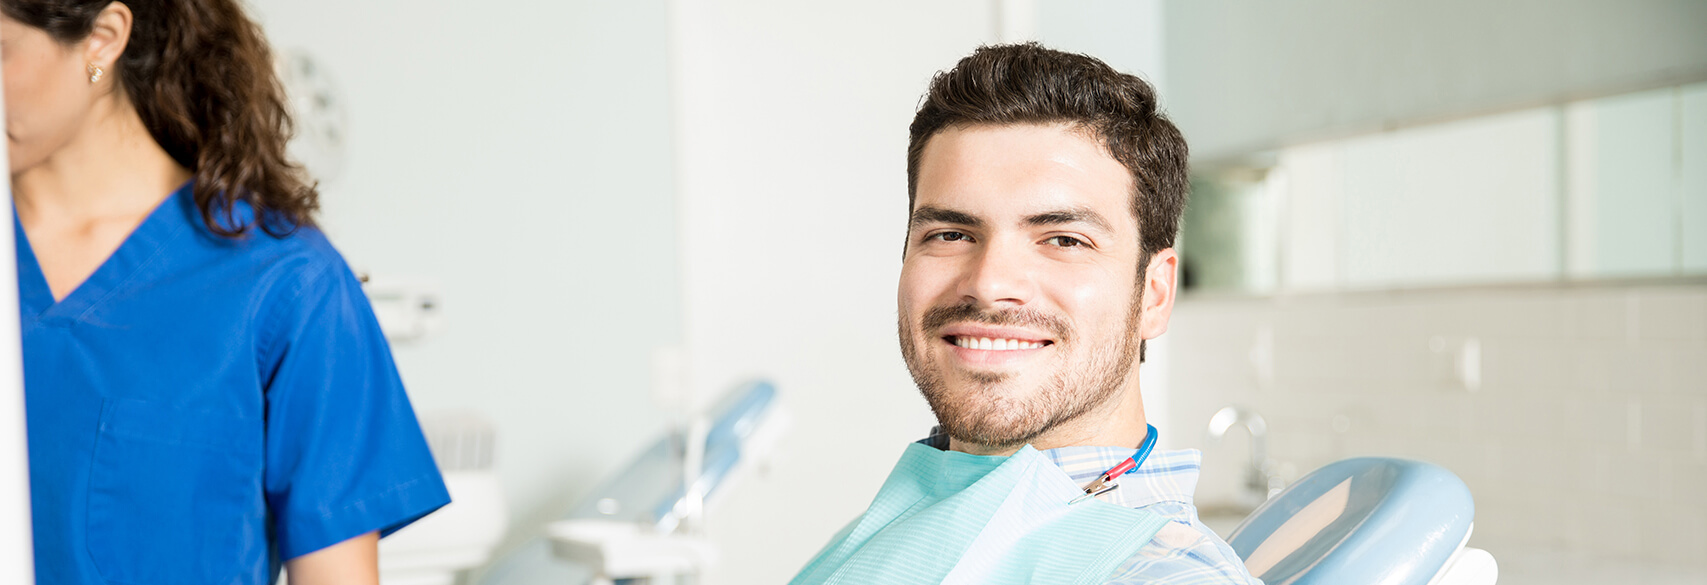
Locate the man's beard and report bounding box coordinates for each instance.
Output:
[898,289,1143,451]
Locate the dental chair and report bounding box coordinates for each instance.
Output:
[1225,457,1498,585]
[547,380,788,585]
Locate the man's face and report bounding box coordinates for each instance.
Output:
[899,123,1148,451]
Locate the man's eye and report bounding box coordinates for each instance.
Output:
[1046,235,1086,247]
[930,231,972,243]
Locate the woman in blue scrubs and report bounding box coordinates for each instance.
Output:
[2,1,450,583]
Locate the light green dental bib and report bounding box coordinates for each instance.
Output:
[790,443,1170,585]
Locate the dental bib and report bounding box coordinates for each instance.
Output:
[790,443,1169,585]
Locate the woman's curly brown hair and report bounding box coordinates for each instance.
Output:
[3,0,318,237]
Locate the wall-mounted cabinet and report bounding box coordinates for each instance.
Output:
[1681,85,1707,273]
[1181,82,1707,293]
[1567,88,1682,278]
[1337,108,1560,289]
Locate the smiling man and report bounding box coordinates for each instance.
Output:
[790,44,1261,585]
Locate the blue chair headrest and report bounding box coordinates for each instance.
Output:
[1226,457,1475,585]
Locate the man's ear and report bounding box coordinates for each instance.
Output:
[1138,248,1179,341]
[82,2,134,74]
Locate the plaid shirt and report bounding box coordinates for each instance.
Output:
[920,431,1263,584]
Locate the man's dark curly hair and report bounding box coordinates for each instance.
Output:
[907,42,1189,265]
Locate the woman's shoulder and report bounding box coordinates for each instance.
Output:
[166,190,369,314]
[198,222,350,280]
[173,220,361,320]
[250,223,343,267]
[172,190,348,275]
[230,226,374,352]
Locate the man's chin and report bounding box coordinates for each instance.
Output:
[926,380,1054,441]
[950,369,1014,388]
[937,410,1047,451]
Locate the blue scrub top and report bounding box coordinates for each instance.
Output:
[17,184,451,585]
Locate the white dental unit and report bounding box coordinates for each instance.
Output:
[548,380,788,585]
[377,413,510,585]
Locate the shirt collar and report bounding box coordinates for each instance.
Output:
[917,427,1202,509]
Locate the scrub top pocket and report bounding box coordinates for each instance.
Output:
[85,399,266,585]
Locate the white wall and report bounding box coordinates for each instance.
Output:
[1037,0,1166,99]
[1166,285,1707,585]
[667,2,999,582]
[245,0,682,547]
[1165,0,1707,162]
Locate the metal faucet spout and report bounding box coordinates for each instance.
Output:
[1207,406,1281,503]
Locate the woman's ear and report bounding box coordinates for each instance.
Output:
[83,2,134,72]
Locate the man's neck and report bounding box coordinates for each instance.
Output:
[948,382,1149,456]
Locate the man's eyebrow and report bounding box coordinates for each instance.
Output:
[1023,207,1114,233]
[910,206,983,230]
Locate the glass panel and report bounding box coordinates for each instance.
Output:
[1682,83,1707,273]
[1565,88,1679,277]
[1338,108,1561,288]
[1182,168,1280,293]
[1197,84,1700,293]
[1276,144,1343,291]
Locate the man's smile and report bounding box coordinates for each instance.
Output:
[936,323,1056,365]
[948,336,1046,350]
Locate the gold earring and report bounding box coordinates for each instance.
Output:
[88,63,103,83]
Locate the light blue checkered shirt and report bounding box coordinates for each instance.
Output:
[1038,445,1263,584]
[919,432,1263,584]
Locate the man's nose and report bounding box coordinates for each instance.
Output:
[959,238,1036,306]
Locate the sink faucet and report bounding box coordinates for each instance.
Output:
[1207,406,1283,505]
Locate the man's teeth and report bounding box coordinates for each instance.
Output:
[953,337,1045,351]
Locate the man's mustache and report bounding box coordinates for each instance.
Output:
[920,303,1071,342]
